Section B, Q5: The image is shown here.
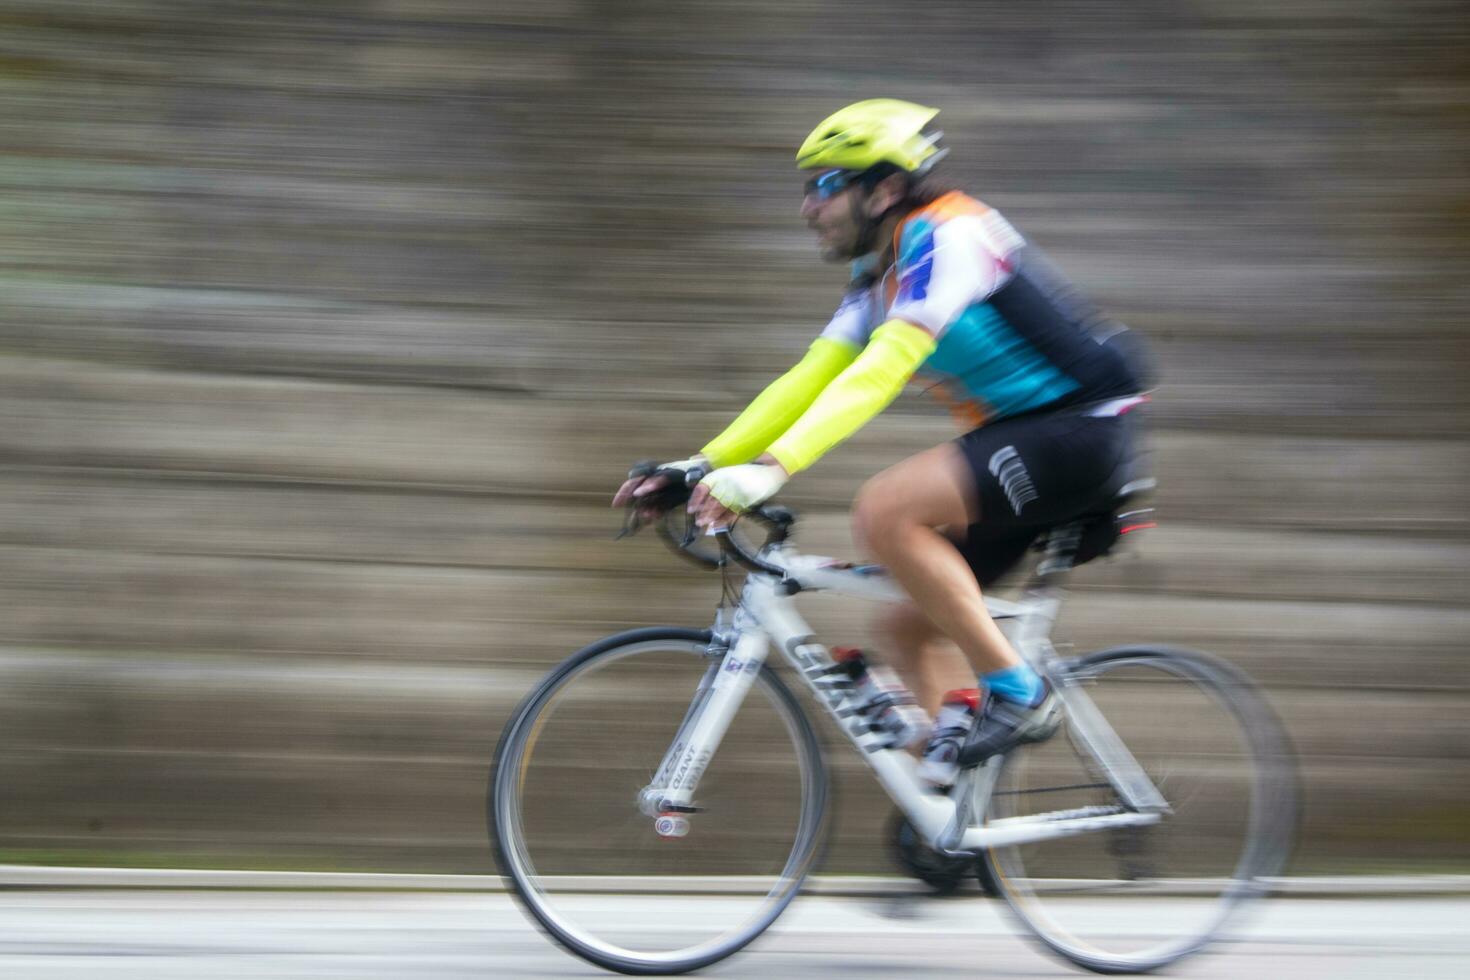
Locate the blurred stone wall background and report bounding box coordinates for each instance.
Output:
[0,0,1466,873]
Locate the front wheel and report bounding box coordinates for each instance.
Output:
[983,646,1298,974]
[490,627,829,975]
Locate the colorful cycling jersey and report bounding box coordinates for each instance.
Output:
[819,191,1148,429]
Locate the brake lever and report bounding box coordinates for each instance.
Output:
[614,459,658,540]
[615,507,644,540]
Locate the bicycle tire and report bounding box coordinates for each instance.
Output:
[490,627,829,975]
[982,645,1298,974]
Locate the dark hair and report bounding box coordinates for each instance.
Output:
[857,163,956,210]
[901,173,956,209]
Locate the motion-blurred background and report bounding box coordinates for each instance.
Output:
[1,0,1465,876]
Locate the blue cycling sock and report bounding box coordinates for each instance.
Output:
[981,663,1045,706]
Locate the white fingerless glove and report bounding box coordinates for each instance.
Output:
[699,463,789,513]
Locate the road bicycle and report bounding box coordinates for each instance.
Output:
[490,469,1297,975]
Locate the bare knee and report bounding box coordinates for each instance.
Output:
[851,472,908,558]
[851,447,975,558]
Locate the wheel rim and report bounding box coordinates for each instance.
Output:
[493,639,825,970]
[986,651,1290,970]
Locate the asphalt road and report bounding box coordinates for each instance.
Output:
[0,889,1465,979]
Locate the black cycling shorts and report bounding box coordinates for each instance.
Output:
[950,404,1146,586]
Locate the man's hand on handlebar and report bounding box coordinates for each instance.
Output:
[614,455,794,571]
[615,454,791,533]
[612,456,708,520]
[689,456,790,530]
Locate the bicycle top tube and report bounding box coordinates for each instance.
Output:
[708,515,1038,621]
[633,483,1073,621]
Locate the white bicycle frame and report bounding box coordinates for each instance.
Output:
[643,545,1167,854]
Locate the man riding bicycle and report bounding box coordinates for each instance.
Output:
[614,99,1152,786]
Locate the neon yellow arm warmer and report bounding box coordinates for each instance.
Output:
[699,336,860,468]
[766,320,937,474]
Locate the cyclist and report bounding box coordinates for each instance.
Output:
[614,99,1152,786]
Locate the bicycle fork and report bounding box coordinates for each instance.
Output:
[638,628,769,836]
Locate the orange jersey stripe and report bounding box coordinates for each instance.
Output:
[927,381,991,431]
[891,191,992,258]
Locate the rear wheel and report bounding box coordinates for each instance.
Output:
[490,627,829,974]
[983,646,1297,973]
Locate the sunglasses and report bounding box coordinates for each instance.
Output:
[803,169,859,201]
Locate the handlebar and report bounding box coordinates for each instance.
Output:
[623,460,795,578]
[713,506,794,577]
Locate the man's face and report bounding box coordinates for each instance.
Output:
[800,169,867,262]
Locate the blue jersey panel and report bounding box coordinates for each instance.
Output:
[922,304,1083,419]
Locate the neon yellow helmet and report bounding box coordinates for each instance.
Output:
[796,99,947,174]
